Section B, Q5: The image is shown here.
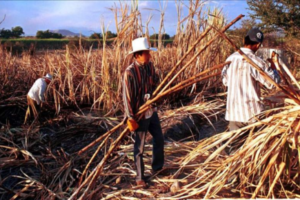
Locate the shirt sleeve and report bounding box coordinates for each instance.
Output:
[39,81,47,102]
[123,70,135,119]
[250,57,280,89]
[222,58,231,86]
[273,69,281,84]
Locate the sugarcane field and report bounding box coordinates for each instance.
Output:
[1,1,300,199]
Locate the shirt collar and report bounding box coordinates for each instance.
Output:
[240,47,254,54]
[135,60,150,67]
[135,60,143,67]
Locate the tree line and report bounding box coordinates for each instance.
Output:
[0,26,172,40]
[90,32,171,40]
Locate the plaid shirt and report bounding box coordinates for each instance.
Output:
[123,61,159,119]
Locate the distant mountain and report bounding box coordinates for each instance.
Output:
[50,29,82,37]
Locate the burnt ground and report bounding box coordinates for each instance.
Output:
[0,102,229,199]
[147,111,228,143]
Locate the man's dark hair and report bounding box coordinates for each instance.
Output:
[244,36,260,46]
[133,51,144,58]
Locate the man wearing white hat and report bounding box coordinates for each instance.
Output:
[123,37,164,188]
[24,73,53,123]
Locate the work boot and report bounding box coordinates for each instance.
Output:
[143,175,152,182]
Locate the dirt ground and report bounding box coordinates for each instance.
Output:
[0,102,229,199]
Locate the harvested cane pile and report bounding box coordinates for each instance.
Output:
[106,105,300,199]
[101,104,300,199]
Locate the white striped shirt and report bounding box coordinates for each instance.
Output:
[28,78,48,105]
[222,48,280,122]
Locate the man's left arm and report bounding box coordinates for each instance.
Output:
[221,57,232,87]
[39,81,47,103]
[251,58,281,89]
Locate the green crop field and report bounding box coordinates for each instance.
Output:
[0,38,173,54]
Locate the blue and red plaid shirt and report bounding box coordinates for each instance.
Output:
[122,61,159,119]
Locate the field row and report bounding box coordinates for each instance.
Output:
[0,38,174,53]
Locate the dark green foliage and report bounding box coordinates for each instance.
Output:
[11,26,24,38]
[149,33,170,40]
[0,38,115,54]
[247,0,300,37]
[105,31,117,39]
[36,30,64,39]
[0,26,24,38]
[89,33,102,39]
[0,29,12,39]
[227,18,258,48]
[88,31,117,39]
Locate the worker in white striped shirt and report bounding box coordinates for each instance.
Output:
[222,28,281,131]
[24,73,53,124]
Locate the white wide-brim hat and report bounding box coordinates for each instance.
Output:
[128,37,157,55]
[43,73,53,81]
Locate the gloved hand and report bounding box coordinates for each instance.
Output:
[127,117,139,132]
[271,51,279,63]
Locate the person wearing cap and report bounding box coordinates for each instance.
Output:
[24,73,53,123]
[222,28,281,131]
[122,37,164,188]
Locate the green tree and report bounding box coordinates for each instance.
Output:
[105,31,117,39]
[149,33,170,40]
[0,28,12,38]
[36,30,44,39]
[36,30,63,39]
[162,33,170,40]
[11,26,24,38]
[228,18,258,47]
[247,0,300,36]
[0,26,24,38]
[52,32,63,39]
[90,33,102,39]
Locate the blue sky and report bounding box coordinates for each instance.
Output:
[0,1,249,37]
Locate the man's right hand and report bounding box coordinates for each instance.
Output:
[268,51,280,70]
[127,118,139,132]
[271,51,279,63]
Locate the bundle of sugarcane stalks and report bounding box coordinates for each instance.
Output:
[107,104,300,199]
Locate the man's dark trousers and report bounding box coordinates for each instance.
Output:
[134,112,164,181]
